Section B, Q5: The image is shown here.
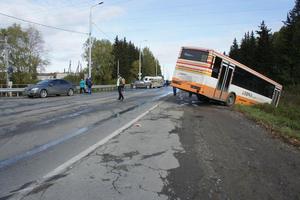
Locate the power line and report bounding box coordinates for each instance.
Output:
[0,12,88,35]
[92,22,115,41]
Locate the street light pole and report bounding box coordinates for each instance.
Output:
[88,1,103,79]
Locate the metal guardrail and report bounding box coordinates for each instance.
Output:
[0,84,131,97]
[0,88,25,97]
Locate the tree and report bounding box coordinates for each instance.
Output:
[112,37,139,82]
[228,0,300,85]
[84,38,115,84]
[0,24,49,84]
[229,38,240,60]
[255,21,274,76]
[141,47,156,76]
[273,0,300,85]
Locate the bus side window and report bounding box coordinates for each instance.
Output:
[212,56,222,78]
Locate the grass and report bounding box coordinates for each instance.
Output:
[234,86,300,145]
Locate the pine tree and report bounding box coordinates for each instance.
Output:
[248,31,257,68]
[239,32,251,66]
[229,38,240,61]
[273,0,300,85]
[255,21,274,77]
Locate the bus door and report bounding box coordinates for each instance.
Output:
[214,62,235,101]
[271,88,281,107]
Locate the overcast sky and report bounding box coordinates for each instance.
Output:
[0,0,294,79]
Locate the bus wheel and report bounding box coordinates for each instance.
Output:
[226,93,236,106]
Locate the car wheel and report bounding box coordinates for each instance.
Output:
[40,89,48,98]
[67,88,74,96]
[226,93,236,106]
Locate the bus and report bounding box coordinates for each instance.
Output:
[171,46,282,106]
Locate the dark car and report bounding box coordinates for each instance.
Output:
[25,79,76,98]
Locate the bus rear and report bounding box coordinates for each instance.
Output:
[171,47,214,97]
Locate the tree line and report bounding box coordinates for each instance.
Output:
[0,24,161,85]
[80,36,162,85]
[229,0,300,86]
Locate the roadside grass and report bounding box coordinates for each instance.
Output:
[234,86,300,145]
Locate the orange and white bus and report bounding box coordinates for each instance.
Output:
[171,46,282,106]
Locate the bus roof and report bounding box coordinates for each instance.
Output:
[181,46,282,89]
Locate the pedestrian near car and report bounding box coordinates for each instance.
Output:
[79,79,85,94]
[117,74,124,101]
[87,78,93,94]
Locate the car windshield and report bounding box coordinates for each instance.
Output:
[37,80,50,85]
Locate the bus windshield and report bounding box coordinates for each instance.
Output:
[180,48,208,63]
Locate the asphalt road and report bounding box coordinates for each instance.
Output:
[1,90,300,200]
[0,87,172,199]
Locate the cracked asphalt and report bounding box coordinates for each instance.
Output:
[18,93,300,200]
[21,96,184,200]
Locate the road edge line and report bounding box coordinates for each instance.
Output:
[12,102,161,200]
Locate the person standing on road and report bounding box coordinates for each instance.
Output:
[79,79,85,94]
[87,78,93,95]
[117,74,124,101]
[173,86,177,96]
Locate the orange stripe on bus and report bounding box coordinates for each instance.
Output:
[171,78,260,106]
[177,61,211,69]
[176,64,212,72]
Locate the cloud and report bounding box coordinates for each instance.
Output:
[0,0,125,72]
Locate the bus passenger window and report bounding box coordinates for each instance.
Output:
[212,57,222,78]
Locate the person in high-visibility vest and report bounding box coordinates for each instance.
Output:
[117,74,124,101]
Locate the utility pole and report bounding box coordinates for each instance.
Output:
[88,8,92,78]
[138,45,142,80]
[76,61,80,74]
[68,60,72,74]
[89,2,103,79]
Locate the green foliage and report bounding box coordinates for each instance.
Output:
[0,24,49,84]
[229,38,239,60]
[83,36,162,85]
[112,37,140,82]
[141,47,162,77]
[83,38,115,85]
[228,0,300,86]
[130,60,139,80]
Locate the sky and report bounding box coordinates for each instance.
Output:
[0,0,295,79]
